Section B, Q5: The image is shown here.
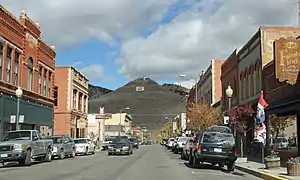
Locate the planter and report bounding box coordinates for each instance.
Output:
[287,162,300,176]
[264,157,280,169]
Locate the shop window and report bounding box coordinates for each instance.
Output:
[27,58,33,90]
[6,46,12,83]
[14,51,20,86]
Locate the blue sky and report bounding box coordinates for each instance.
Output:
[55,0,197,90]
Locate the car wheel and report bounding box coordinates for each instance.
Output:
[218,162,225,168]
[108,152,112,156]
[44,148,52,162]
[181,151,184,159]
[70,148,76,158]
[92,148,95,155]
[227,161,235,171]
[59,149,65,160]
[84,147,88,155]
[19,149,31,166]
[188,154,193,165]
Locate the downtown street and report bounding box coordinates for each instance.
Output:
[0,145,260,180]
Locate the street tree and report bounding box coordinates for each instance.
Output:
[186,102,222,131]
[269,114,294,139]
[159,124,171,139]
[227,105,254,134]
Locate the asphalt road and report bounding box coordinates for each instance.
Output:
[0,145,261,180]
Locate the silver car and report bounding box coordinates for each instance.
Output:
[49,135,76,159]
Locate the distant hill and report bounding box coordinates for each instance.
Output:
[88,84,113,100]
[161,83,189,98]
[88,77,186,131]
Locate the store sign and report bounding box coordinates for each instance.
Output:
[274,38,300,85]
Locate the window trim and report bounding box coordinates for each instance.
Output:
[6,46,12,83]
[27,58,34,90]
[14,51,20,86]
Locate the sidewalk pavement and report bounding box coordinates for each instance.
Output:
[236,160,300,180]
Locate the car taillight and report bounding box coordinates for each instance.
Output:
[197,145,202,152]
[234,147,238,156]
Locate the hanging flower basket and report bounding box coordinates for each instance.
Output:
[264,150,280,169]
[287,157,300,176]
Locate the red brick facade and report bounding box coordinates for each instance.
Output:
[0,7,55,105]
[221,49,238,111]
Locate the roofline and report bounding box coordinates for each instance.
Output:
[56,66,89,81]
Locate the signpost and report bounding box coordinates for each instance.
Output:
[95,107,112,149]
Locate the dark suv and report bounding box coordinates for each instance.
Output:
[189,126,238,171]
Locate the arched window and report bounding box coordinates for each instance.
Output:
[27,58,33,90]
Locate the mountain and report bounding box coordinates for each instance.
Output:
[88,84,113,100]
[161,83,189,98]
[88,77,186,131]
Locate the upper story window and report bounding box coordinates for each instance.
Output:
[38,65,42,94]
[48,71,52,97]
[27,58,33,90]
[83,95,87,113]
[14,51,20,86]
[44,69,47,96]
[78,92,82,111]
[6,46,12,83]
[0,42,3,81]
[54,86,58,106]
[73,89,77,110]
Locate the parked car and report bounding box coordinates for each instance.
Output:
[166,138,175,149]
[74,138,96,155]
[0,130,53,166]
[181,138,194,160]
[189,128,238,171]
[108,137,133,155]
[129,138,139,149]
[102,136,116,150]
[48,135,76,159]
[172,137,190,153]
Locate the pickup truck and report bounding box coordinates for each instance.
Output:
[0,130,53,166]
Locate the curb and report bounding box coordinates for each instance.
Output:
[236,164,288,180]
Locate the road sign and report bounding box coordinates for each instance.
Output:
[95,113,112,119]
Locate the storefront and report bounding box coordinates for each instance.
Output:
[0,93,54,140]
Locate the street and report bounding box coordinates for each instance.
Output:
[0,145,261,180]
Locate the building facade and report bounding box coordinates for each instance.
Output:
[87,114,106,143]
[0,7,56,139]
[54,67,89,138]
[238,26,300,106]
[221,49,239,111]
[197,60,224,106]
[105,113,132,134]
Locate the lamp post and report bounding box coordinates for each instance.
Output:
[15,87,23,130]
[225,85,233,110]
[179,74,199,104]
[119,107,130,137]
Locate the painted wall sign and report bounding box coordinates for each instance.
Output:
[274,37,300,85]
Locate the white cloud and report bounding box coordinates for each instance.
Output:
[80,65,104,82]
[0,0,176,49]
[1,0,297,82]
[117,0,297,79]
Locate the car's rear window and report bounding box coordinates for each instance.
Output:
[202,132,234,144]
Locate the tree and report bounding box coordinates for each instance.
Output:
[227,105,254,134]
[269,115,294,139]
[186,102,222,131]
[159,124,171,139]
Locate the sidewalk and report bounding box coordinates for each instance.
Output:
[236,160,300,180]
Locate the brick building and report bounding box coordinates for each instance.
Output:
[54,67,89,138]
[0,7,56,139]
[238,26,300,107]
[197,60,224,106]
[187,86,196,104]
[221,49,239,111]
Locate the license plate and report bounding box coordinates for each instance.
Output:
[214,148,222,152]
[116,149,120,152]
[0,154,8,158]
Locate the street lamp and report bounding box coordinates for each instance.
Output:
[225,85,233,110]
[15,87,23,130]
[179,74,199,104]
[119,107,130,137]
